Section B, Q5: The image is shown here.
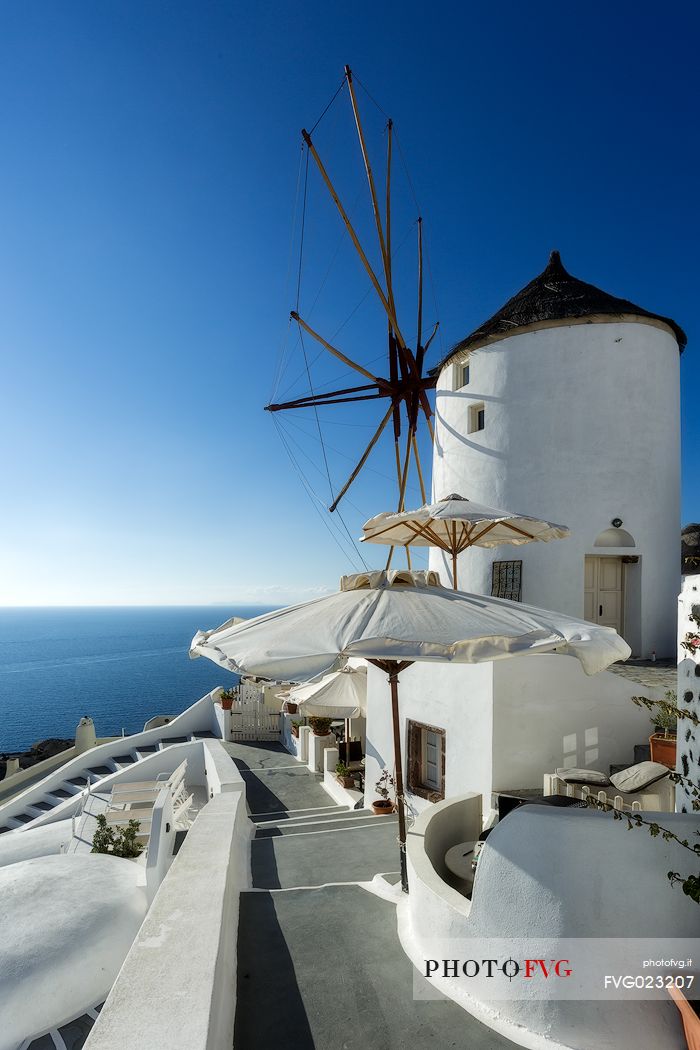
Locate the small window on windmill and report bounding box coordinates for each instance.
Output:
[468,402,485,433]
[492,560,522,601]
[460,362,470,387]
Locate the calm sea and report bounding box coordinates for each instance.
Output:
[0,607,276,753]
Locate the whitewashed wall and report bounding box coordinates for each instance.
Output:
[85,746,250,1050]
[363,656,653,821]
[492,654,654,789]
[431,320,681,657]
[363,661,495,820]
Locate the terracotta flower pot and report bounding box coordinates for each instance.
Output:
[309,719,333,736]
[286,702,298,714]
[649,733,677,769]
[371,799,393,815]
[220,698,233,711]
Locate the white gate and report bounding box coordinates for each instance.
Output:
[230,697,280,741]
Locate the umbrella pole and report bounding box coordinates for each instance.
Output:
[452,549,458,590]
[389,668,409,893]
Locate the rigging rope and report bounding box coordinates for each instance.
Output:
[280,413,423,500]
[273,417,364,573]
[299,328,334,501]
[275,416,428,568]
[270,143,306,403]
[273,219,419,404]
[309,77,347,136]
[420,219,444,357]
[354,73,443,357]
[291,145,368,570]
[294,147,334,501]
[295,147,310,312]
[292,333,370,570]
[352,73,390,120]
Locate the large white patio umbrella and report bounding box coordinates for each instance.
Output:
[190,569,629,891]
[361,493,570,588]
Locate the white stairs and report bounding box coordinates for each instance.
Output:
[0,730,216,835]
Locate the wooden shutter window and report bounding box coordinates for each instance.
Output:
[407,719,446,802]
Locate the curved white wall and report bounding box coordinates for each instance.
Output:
[432,321,681,657]
[403,802,699,1050]
[0,819,72,868]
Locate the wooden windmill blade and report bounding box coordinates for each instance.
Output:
[265,67,438,526]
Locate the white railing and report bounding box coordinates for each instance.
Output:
[578,785,642,813]
[543,772,674,813]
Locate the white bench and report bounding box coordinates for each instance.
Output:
[106,761,193,837]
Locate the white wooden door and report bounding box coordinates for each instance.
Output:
[584,556,623,634]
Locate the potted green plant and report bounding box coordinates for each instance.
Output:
[291,719,302,738]
[219,688,236,711]
[335,761,355,789]
[308,716,333,737]
[649,691,677,768]
[372,768,395,815]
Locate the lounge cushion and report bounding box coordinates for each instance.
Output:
[610,761,669,794]
[555,767,611,786]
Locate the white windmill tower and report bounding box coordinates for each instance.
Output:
[431,250,686,658]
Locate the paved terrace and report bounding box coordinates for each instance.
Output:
[223,741,516,1050]
[609,658,676,692]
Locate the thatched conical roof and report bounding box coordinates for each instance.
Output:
[436,251,686,373]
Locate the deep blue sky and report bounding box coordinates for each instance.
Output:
[0,2,697,604]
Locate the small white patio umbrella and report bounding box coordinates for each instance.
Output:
[288,666,367,718]
[287,666,367,770]
[190,569,629,891]
[361,493,570,588]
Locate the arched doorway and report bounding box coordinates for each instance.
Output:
[594,527,636,548]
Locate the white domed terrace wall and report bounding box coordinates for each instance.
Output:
[432,320,681,657]
[0,854,147,1050]
[402,801,699,1050]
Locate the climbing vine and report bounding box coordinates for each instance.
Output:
[680,609,700,655]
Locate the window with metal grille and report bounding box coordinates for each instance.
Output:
[407,720,446,801]
[491,560,523,601]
